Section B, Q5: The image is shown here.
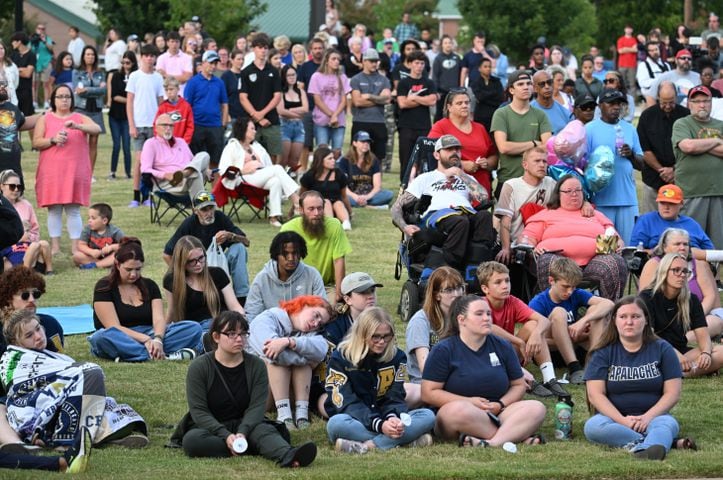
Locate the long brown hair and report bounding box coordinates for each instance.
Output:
[167,235,220,321]
[96,237,149,301]
[588,296,657,355]
[423,266,464,336]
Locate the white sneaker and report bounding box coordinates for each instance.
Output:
[167,348,197,361]
[342,220,352,231]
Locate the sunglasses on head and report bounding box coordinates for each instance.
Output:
[194,192,216,206]
[19,289,42,301]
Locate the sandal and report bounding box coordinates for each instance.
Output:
[672,437,697,451]
[458,433,488,448]
[523,433,546,445]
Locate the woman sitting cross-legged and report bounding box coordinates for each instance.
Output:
[247,296,334,430]
[170,311,317,468]
[325,307,436,454]
[89,237,203,362]
[0,309,148,448]
[421,295,546,448]
[336,131,393,208]
[584,296,689,460]
[639,252,723,377]
[300,145,353,230]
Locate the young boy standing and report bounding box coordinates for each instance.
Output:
[154,77,194,145]
[476,261,569,398]
[72,203,124,269]
[529,257,613,384]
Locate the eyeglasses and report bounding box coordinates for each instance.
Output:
[578,105,595,111]
[186,253,206,266]
[18,289,42,301]
[536,79,553,87]
[668,267,692,277]
[560,188,583,195]
[439,285,466,295]
[689,99,711,105]
[157,123,174,128]
[371,333,394,343]
[55,95,72,99]
[220,331,249,340]
[678,56,692,61]
[603,78,617,84]
[3,183,22,191]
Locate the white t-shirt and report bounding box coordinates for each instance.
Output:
[126,70,164,127]
[495,176,556,241]
[406,169,473,216]
[104,40,127,72]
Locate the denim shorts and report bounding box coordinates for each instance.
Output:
[280,119,305,144]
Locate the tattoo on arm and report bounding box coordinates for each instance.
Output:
[391,191,417,229]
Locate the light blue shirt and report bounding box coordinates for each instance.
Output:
[531,99,572,134]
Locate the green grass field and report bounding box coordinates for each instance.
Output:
[4,125,722,479]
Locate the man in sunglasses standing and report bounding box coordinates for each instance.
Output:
[0,80,39,187]
[651,49,701,105]
[530,70,572,134]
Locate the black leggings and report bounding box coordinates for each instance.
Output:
[182,421,290,461]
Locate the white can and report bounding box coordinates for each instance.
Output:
[232,437,248,453]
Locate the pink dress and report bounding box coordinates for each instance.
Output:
[36,112,91,208]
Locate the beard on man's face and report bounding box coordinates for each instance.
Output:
[302,214,325,238]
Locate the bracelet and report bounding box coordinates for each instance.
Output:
[497,399,506,411]
[532,140,537,147]
[50,137,56,146]
[154,334,164,341]
[151,338,163,344]
[701,351,712,357]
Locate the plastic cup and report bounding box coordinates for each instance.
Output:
[232,437,248,453]
[502,442,517,454]
[400,412,412,426]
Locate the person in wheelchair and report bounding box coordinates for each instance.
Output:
[390,135,496,277]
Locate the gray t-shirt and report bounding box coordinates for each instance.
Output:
[405,309,440,383]
[350,71,390,124]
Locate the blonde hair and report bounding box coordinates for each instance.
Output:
[337,307,396,366]
[650,252,692,331]
[3,309,40,347]
[168,236,220,321]
[476,261,509,287]
[549,257,583,284]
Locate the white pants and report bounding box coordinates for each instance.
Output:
[47,204,82,239]
[241,165,299,217]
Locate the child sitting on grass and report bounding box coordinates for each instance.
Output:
[528,257,614,385]
[1,220,53,274]
[476,261,570,399]
[72,203,124,269]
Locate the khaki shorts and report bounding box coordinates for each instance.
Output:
[256,124,282,156]
[37,63,52,83]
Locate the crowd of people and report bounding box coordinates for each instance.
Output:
[0,6,721,473]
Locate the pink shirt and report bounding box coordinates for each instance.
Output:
[156,50,193,95]
[307,72,351,127]
[522,208,615,265]
[140,136,193,180]
[11,198,40,242]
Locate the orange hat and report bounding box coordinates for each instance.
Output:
[656,184,684,204]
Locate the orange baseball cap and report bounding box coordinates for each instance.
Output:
[656,184,684,204]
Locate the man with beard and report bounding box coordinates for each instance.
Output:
[636,81,689,213]
[530,70,572,134]
[391,134,492,271]
[637,42,670,107]
[280,190,352,303]
[244,231,327,322]
[585,89,643,245]
[163,191,250,303]
[651,49,701,105]
[140,114,210,200]
[672,85,723,249]
[0,80,39,187]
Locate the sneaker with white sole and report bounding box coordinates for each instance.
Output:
[408,433,433,448]
[335,438,368,454]
[64,427,92,473]
[167,348,197,361]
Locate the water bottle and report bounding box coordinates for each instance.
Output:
[554,397,574,440]
[636,241,644,251]
[614,124,624,156]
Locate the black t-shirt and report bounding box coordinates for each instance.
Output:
[208,358,249,422]
[397,76,436,130]
[636,104,689,190]
[239,62,282,124]
[92,277,162,330]
[163,210,244,256]
[300,167,348,202]
[343,53,363,78]
[298,60,321,106]
[109,71,129,120]
[163,266,230,321]
[10,50,36,93]
[0,102,25,180]
[639,289,707,353]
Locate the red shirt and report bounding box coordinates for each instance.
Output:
[429,118,497,197]
[490,295,534,334]
[617,36,638,68]
[154,98,195,145]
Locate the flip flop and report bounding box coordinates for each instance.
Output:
[673,437,697,450]
[458,433,488,448]
[523,433,546,445]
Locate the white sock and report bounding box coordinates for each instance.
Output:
[295,400,309,421]
[540,362,556,383]
[275,399,292,421]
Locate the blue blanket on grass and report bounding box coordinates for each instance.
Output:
[37,304,94,335]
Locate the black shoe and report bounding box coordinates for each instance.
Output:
[280,442,317,468]
[543,379,570,398]
[633,444,666,460]
[528,380,554,398]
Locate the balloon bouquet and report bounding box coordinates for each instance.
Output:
[545,120,614,197]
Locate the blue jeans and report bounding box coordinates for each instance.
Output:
[109,115,131,177]
[326,409,435,451]
[88,322,204,361]
[584,413,679,452]
[349,189,394,207]
[314,124,346,151]
[280,119,305,143]
[226,242,249,297]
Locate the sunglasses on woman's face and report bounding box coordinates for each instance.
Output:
[2,183,22,192]
[18,289,42,301]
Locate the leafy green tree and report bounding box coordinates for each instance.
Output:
[458,0,596,63]
[93,0,171,39]
[165,0,267,48]
[337,0,438,38]
[594,0,681,53]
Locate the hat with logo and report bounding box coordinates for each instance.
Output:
[598,89,627,104]
[341,272,383,295]
[434,134,462,152]
[202,50,220,63]
[656,184,684,204]
[127,34,139,42]
[574,93,597,108]
[193,191,217,209]
[687,85,712,100]
[353,130,372,142]
[362,48,380,61]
